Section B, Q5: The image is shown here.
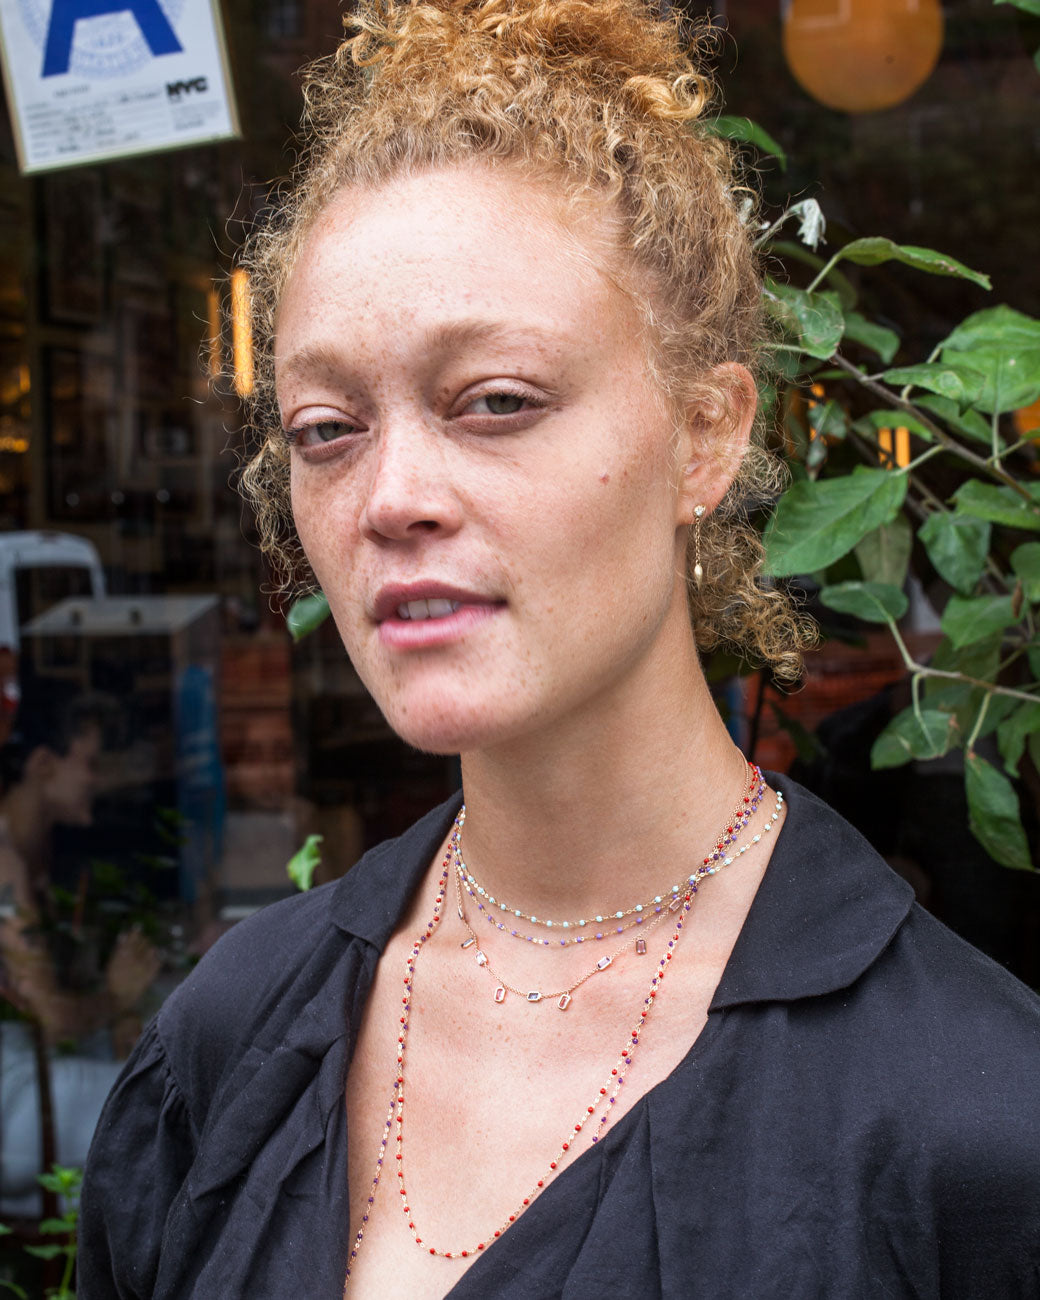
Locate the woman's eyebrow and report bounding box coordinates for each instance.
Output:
[278,323,566,386]
[276,342,345,386]
[423,319,566,362]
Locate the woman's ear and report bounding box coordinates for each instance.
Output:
[676,361,757,525]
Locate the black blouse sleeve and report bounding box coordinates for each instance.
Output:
[79,1019,196,1299]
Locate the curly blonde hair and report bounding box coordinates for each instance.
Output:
[239,0,814,679]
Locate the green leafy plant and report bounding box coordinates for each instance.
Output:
[747,9,1040,871]
[0,1165,81,1300]
[284,0,1040,875]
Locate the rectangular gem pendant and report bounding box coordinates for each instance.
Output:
[461,937,475,949]
[596,955,613,971]
[494,986,506,1004]
[476,950,488,966]
[635,939,647,955]
[526,991,542,1002]
[557,993,572,1010]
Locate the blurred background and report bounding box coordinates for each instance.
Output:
[0,0,1037,1269]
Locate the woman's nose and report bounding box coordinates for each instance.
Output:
[358,421,463,543]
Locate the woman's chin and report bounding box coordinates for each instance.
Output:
[379,698,528,759]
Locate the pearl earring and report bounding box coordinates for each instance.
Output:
[693,505,705,587]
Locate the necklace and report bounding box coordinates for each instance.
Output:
[344,785,786,1282]
[453,859,668,1009]
[454,763,764,935]
[343,825,697,1282]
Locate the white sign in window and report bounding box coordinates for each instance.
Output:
[0,0,240,174]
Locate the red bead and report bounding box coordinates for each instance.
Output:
[550,1161,557,1169]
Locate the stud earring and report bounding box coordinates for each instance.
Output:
[693,505,705,587]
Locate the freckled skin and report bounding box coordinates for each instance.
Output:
[276,164,776,1297]
[277,164,724,758]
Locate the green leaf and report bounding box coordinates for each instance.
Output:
[36,1167,81,1196]
[940,594,1017,649]
[808,397,848,439]
[763,465,908,577]
[709,116,787,169]
[38,1218,74,1235]
[965,754,1033,871]
[914,394,993,446]
[994,0,1040,13]
[0,1281,29,1299]
[24,1245,67,1261]
[820,580,908,623]
[919,512,991,594]
[842,312,900,364]
[769,240,857,308]
[923,636,1005,735]
[1011,542,1040,602]
[764,282,845,359]
[939,306,1040,415]
[286,592,331,642]
[881,363,975,405]
[871,707,958,769]
[997,701,1040,778]
[856,409,934,442]
[854,516,912,588]
[830,237,991,289]
[954,479,1040,532]
[287,834,323,892]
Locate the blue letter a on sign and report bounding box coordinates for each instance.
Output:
[43,0,183,77]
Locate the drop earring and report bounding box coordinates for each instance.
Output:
[693,505,705,586]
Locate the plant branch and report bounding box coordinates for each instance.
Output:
[829,353,1039,505]
[966,692,993,754]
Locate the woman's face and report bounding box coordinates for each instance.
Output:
[277,163,727,755]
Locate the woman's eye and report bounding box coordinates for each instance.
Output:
[287,419,357,446]
[470,392,527,416]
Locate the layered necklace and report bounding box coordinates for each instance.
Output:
[344,770,785,1283]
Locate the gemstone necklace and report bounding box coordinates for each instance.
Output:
[453,762,764,937]
[341,815,698,1282]
[452,855,668,1009]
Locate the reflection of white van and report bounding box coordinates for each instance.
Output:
[0,531,106,654]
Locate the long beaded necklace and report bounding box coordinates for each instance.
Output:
[344,783,786,1283]
[342,818,699,1284]
[454,763,765,938]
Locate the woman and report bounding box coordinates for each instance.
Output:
[0,684,157,1212]
[80,2,1040,1296]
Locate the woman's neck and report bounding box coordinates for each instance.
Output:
[456,652,748,921]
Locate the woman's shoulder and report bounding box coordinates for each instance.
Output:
[152,796,460,1108]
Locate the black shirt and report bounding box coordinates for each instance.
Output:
[79,778,1040,1298]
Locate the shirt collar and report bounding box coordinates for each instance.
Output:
[329,776,914,1008]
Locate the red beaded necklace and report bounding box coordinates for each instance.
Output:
[343,812,698,1282]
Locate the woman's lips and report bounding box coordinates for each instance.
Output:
[377,599,502,649]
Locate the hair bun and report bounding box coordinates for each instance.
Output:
[343,0,714,125]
